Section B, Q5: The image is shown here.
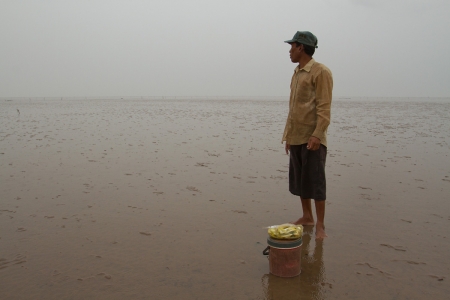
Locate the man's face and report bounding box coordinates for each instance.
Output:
[289,43,302,63]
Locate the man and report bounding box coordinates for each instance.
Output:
[282,31,333,239]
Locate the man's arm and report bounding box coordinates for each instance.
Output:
[311,68,333,147]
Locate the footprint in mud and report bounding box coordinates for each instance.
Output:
[355,262,392,277]
[16,227,26,232]
[139,232,152,236]
[232,210,247,214]
[0,254,27,270]
[428,274,445,281]
[431,214,443,219]
[392,259,426,265]
[380,244,406,251]
[358,186,372,190]
[195,162,208,167]
[97,273,112,279]
[186,186,200,192]
[270,175,287,180]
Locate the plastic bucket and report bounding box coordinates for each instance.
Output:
[263,237,302,277]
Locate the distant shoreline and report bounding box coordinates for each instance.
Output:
[1,96,450,103]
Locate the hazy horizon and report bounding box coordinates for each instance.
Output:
[1,0,449,98]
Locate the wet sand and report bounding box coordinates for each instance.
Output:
[1,98,449,299]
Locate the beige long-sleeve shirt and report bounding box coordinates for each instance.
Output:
[282,58,333,147]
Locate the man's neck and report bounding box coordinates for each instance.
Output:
[298,56,312,69]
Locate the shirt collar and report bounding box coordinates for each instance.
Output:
[295,58,316,73]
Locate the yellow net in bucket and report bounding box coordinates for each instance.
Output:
[267,223,303,240]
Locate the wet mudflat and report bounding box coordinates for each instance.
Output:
[1,98,449,299]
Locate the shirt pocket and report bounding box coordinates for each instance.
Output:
[294,78,314,103]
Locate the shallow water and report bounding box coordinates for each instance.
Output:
[1,98,449,299]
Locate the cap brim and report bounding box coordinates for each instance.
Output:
[284,39,295,44]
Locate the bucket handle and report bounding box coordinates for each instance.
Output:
[262,246,270,256]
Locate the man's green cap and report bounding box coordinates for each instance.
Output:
[284,31,318,48]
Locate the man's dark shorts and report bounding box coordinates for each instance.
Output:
[289,144,327,200]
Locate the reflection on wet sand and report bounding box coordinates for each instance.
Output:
[262,227,328,300]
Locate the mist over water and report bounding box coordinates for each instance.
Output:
[1,1,450,98]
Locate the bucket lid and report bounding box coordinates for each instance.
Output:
[267,237,303,249]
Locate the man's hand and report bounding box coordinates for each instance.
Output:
[307,136,321,151]
[285,143,290,155]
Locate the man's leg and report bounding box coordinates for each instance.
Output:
[314,200,327,239]
[292,197,315,225]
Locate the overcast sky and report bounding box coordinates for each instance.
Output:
[1,0,449,98]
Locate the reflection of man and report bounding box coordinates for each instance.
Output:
[282,31,333,239]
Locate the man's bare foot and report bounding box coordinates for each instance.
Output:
[292,217,314,226]
[315,222,328,239]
